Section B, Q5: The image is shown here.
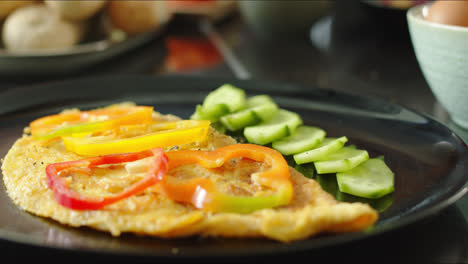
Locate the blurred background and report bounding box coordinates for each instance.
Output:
[2,0,458,131]
[0,1,427,88]
[3,1,468,263]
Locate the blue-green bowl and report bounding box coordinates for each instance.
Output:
[407,3,468,129]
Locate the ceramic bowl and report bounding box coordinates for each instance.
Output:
[407,3,468,129]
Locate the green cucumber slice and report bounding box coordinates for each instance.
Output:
[202,84,246,117]
[191,104,229,122]
[246,95,275,107]
[220,96,278,131]
[250,102,278,122]
[246,95,278,121]
[272,126,326,155]
[314,147,369,174]
[220,109,260,131]
[243,109,302,145]
[336,158,394,199]
[293,136,348,164]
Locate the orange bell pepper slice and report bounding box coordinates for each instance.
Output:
[161,144,293,213]
[30,105,153,140]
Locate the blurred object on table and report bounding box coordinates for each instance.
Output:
[0,0,172,76]
[238,0,331,40]
[168,0,238,21]
[0,0,172,54]
[407,1,468,129]
[107,0,172,35]
[45,0,107,22]
[424,0,468,27]
[0,0,33,19]
[362,0,431,10]
[3,4,85,52]
[164,36,222,72]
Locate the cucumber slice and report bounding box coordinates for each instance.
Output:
[272,126,326,155]
[220,109,260,131]
[220,96,278,131]
[314,147,369,174]
[246,95,275,107]
[243,109,302,145]
[191,104,229,122]
[246,95,278,121]
[202,84,246,116]
[250,102,278,122]
[293,136,348,164]
[336,158,394,199]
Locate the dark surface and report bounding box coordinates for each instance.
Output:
[1,1,468,263]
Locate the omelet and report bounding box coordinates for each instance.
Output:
[1,108,378,242]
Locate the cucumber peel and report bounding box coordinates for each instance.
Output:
[272,126,326,155]
[337,158,394,199]
[314,147,369,174]
[244,109,302,145]
[293,136,347,164]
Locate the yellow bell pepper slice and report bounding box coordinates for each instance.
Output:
[62,120,211,156]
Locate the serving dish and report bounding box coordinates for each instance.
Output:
[0,26,163,76]
[0,75,467,259]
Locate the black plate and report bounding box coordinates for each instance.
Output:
[0,75,467,259]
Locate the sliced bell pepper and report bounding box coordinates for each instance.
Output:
[46,148,168,210]
[161,144,293,213]
[30,105,153,140]
[62,120,211,156]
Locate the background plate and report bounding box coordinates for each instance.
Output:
[0,75,467,260]
[0,28,163,77]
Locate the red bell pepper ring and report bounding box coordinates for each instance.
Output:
[46,148,168,210]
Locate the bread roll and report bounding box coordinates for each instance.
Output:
[0,0,34,19]
[2,4,84,52]
[168,0,237,20]
[108,0,171,35]
[45,0,107,22]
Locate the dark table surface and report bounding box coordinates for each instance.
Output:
[1,1,468,263]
